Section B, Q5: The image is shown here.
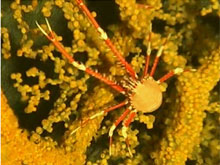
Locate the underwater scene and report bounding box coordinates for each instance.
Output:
[1,0,220,164]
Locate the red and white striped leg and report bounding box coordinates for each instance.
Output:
[157,68,195,83]
[149,34,171,77]
[70,101,127,135]
[75,0,137,80]
[108,108,131,155]
[157,68,184,83]
[36,19,125,93]
[122,110,137,157]
[142,23,152,79]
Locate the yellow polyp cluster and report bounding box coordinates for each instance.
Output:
[115,0,159,38]
[62,2,76,21]
[87,150,111,165]
[131,55,145,73]
[10,1,33,46]
[2,0,220,164]
[1,92,86,165]
[206,102,220,113]
[153,47,220,165]
[123,154,145,165]
[163,39,187,69]
[197,109,220,164]
[200,0,220,16]
[63,85,114,157]
[41,1,54,17]
[41,44,55,61]
[109,128,139,158]
[37,74,90,133]
[17,40,37,58]
[1,27,11,59]
[11,0,38,13]
[108,29,144,76]
[139,114,155,129]
[55,0,64,8]
[11,69,50,112]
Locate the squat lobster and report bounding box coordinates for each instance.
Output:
[36,0,185,157]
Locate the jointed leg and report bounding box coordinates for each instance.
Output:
[75,0,137,80]
[149,34,171,77]
[142,23,152,79]
[122,110,137,157]
[157,68,183,83]
[70,101,127,135]
[109,108,131,155]
[36,19,125,93]
[157,68,195,83]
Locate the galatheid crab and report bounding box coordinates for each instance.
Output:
[36,0,186,157]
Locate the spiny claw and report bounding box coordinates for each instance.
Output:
[35,18,52,36]
[45,18,52,32]
[35,21,48,36]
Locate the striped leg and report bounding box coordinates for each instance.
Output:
[142,23,152,79]
[75,0,137,80]
[109,108,131,155]
[36,19,125,93]
[157,68,195,83]
[70,101,127,135]
[122,110,137,157]
[149,34,171,77]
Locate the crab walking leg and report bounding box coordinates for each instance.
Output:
[157,68,191,83]
[75,0,137,80]
[109,108,131,155]
[85,68,125,92]
[70,101,127,135]
[150,34,171,77]
[157,68,184,83]
[142,24,152,79]
[122,110,137,157]
[36,19,125,93]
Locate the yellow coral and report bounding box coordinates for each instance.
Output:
[2,0,220,164]
[1,92,86,164]
[1,27,11,59]
[153,47,220,165]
